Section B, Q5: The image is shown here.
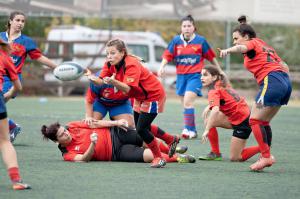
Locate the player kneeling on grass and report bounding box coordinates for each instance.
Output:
[41,119,195,164]
[199,65,261,162]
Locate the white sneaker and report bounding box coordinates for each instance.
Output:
[188,131,198,139]
[181,129,190,139]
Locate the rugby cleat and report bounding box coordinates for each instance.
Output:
[181,129,197,139]
[177,154,196,163]
[199,151,222,161]
[150,157,166,168]
[12,181,31,190]
[168,135,180,157]
[10,124,22,143]
[250,155,276,171]
[176,145,188,154]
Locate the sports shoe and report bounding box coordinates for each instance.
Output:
[181,129,190,139]
[177,154,196,163]
[198,151,222,161]
[250,155,276,171]
[181,129,198,139]
[150,157,166,168]
[10,125,22,143]
[12,181,31,190]
[168,135,180,157]
[176,145,188,154]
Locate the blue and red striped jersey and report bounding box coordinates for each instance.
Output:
[163,34,216,74]
[0,32,42,74]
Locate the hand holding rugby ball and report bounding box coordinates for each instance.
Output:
[53,62,84,81]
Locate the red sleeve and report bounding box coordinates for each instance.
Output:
[85,88,96,104]
[3,54,18,80]
[245,39,257,51]
[100,63,112,78]
[203,48,216,62]
[162,50,174,62]
[63,152,77,161]
[207,90,220,109]
[28,49,43,60]
[123,64,141,89]
[67,121,90,129]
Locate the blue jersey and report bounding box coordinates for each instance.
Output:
[162,34,216,74]
[0,32,42,74]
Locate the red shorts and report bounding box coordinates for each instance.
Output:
[133,96,166,113]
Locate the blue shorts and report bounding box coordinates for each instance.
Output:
[0,91,7,119]
[256,71,292,106]
[3,74,22,94]
[176,73,202,96]
[93,100,133,118]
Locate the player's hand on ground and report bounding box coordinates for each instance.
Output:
[201,130,210,144]
[90,132,98,144]
[218,48,229,58]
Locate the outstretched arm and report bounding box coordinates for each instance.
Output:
[36,55,57,69]
[218,45,248,58]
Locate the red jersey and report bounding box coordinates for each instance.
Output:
[100,56,165,101]
[0,49,18,91]
[244,38,287,84]
[208,81,250,125]
[62,121,112,162]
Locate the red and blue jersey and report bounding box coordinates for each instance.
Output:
[0,32,42,74]
[162,34,216,74]
[0,49,19,91]
[86,83,129,107]
[244,38,288,84]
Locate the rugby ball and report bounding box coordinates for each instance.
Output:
[53,62,84,81]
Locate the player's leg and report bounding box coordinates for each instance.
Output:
[181,73,202,139]
[199,111,231,161]
[3,76,22,143]
[0,115,30,190]
[92,101,107,120]
[110,101,135,127]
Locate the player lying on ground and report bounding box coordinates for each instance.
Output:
[41,119,194,164]
[199,65,260,162]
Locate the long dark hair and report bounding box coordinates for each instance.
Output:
[41,122,61,142]
[203,65,229,88]
[232,15,256,39]
[6,11,26,37]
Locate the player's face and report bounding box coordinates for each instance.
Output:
[232,31,248,46]
[10,14,25,32]
[201,69,217,87]
[106,46,125,66]
[181,20,195,40]
[56,127,72,144]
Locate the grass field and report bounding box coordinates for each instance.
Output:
[1,97,300,199]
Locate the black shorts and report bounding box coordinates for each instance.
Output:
[110,127,145,162]
[232,117,252,139]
